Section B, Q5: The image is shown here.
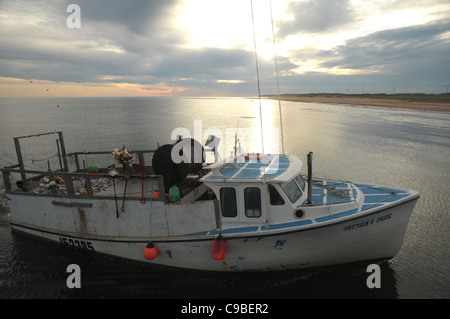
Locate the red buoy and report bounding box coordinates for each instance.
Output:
[143,242,158,260]
[152,189,160,198]
[212,237,226,261]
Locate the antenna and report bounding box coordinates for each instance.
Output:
[269,0,284,154]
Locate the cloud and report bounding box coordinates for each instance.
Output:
[0,0,182,84]
[149,48,254,79]
[274,15,450,94]
[0,0,449,96]
[317,19,450,80]
[74,0,176,34]
[278,0,358,35]
[0,0,261,95]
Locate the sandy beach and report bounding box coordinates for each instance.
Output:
[267,94,450,113]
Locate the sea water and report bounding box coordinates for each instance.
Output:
[0,97,449,298]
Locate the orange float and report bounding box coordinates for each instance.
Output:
[212,236,226,261]
[143,242,158,260]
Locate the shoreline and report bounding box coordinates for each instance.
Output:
[266,94,450,113]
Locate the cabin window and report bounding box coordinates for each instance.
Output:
[281,179,303,203]
[244,187,261,218]
[268,184,285,205]
[295,175,306,190]
[220,187,237,217]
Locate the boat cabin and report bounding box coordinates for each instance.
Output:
[200,154,308,226]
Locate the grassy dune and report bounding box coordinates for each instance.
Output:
[266,93,450,112]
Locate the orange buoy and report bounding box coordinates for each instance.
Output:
[212,236,226,261]
[143,242,158,260]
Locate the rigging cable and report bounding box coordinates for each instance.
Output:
[250,0,265,164]
[269,0,284,154]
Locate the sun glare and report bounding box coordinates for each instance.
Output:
[174,0,250,49]
[174,0,288,55]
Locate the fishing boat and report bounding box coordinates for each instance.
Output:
[1,131,419,271]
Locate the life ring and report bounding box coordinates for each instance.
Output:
[244,153,262,160]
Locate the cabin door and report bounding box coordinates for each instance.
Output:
[238,185,267,223]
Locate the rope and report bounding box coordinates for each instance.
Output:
[149,182,154,240]
[357,184,398,195]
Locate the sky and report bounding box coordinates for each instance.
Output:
[0,0,449,97]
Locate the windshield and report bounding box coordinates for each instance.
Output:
[295,175,306,190]
[281,179,303,203]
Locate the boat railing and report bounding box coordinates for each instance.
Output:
[2,131,215,202]
[66,149,155,172]
[1,166,165,202]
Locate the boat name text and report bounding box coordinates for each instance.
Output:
[343,213,392,231]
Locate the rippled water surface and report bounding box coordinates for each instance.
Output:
[0,97,449,299]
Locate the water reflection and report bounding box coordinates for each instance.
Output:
[247,99,281,154]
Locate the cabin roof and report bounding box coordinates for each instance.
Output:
[200,154,302,183]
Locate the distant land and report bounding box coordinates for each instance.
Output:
[265,93,450,112]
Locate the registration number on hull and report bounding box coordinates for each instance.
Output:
[59,236,94,251]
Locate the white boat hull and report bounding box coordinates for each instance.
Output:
[10,196,418,271]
